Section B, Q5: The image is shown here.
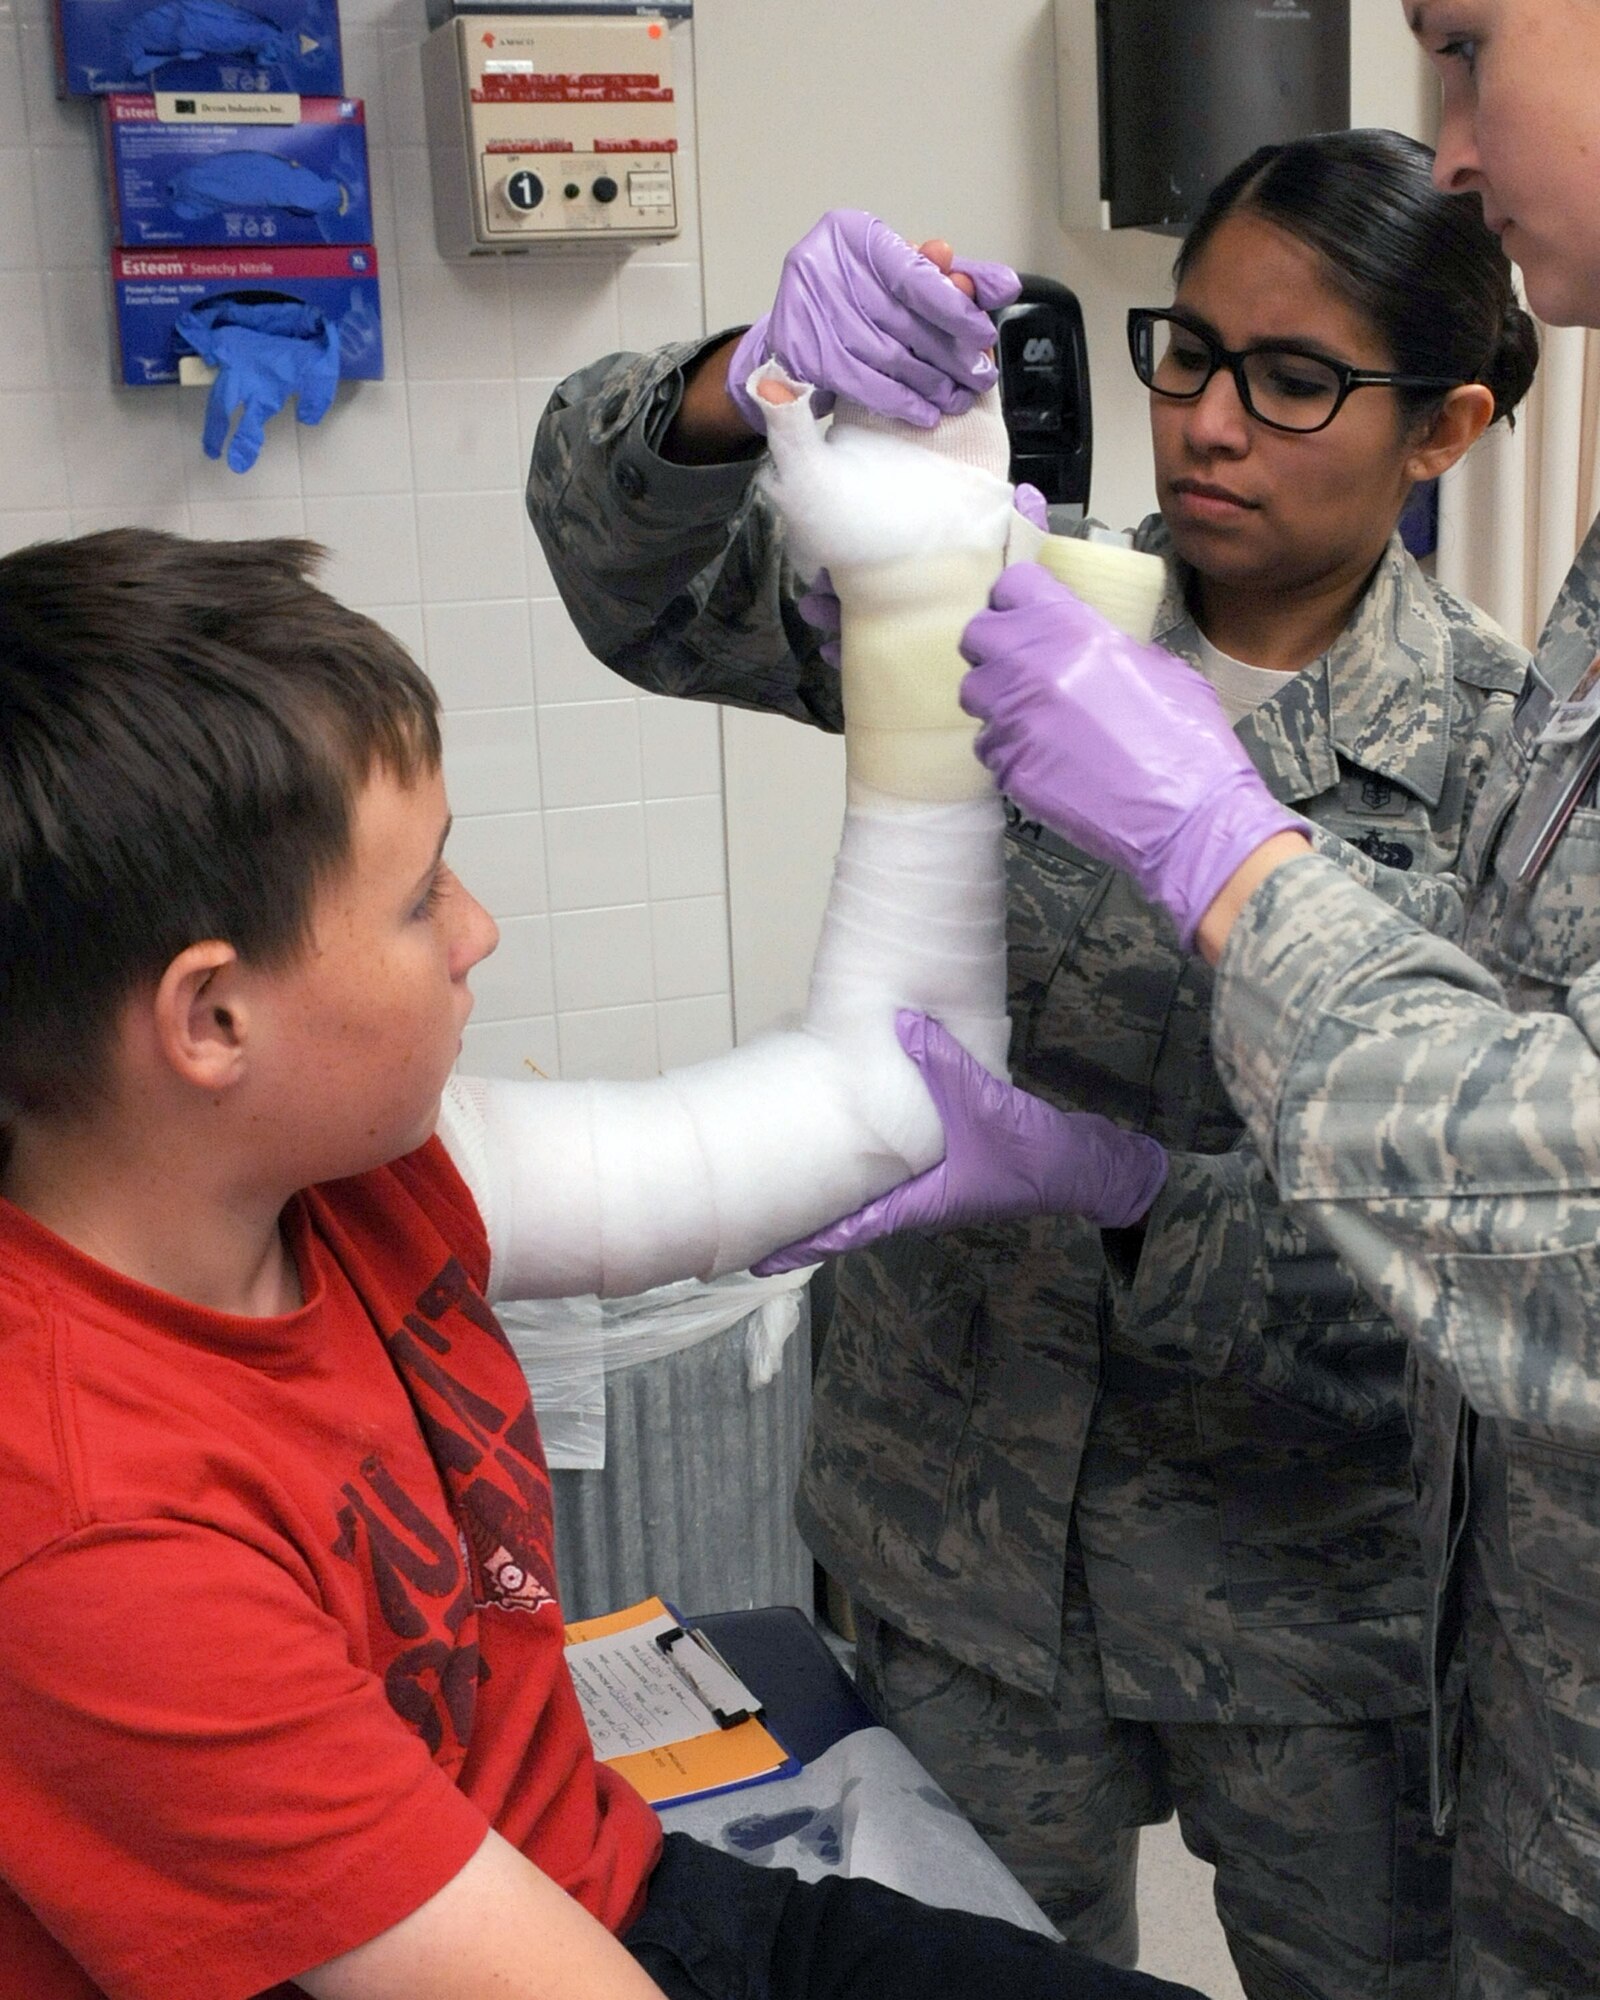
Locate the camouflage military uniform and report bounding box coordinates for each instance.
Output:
[526,339,1529,1997]
[1211,509,1600,1998]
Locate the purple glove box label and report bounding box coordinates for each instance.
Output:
[103,95,373,247]
[55,0,342,98]
[113,242,383,385]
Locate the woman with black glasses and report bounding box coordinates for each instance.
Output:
[525,128,1535,2000]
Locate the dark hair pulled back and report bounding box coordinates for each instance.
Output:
[1175,127,1538,428]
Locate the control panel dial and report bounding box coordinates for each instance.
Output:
[503,168,544,212]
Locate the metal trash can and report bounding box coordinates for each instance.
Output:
[499,1271,813,1621]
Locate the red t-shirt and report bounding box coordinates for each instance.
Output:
[0,1140,662,2000]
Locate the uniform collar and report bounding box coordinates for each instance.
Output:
[1134,517,1455,810]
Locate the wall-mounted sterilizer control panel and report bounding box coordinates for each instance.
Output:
[421,11,679,255]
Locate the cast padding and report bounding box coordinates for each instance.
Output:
[834,549,1004,801]
[806,790,1010,1082]
[440,1023,943,1300]
[1033,532,1166,648]
[830,384,1013,480]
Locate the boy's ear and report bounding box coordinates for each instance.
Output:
[154,942,248,1091]
[1405,383,1496,484]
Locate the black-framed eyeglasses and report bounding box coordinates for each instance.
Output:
[1127,308,1463,435]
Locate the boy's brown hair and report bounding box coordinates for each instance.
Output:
[0,530,441,1123]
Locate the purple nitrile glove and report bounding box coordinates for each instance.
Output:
[797,566,842,670]
[959,564,1308,948]
[751,1011,1167,1275]
[1011,482,1050,530]
[726,210,1018,434]
[794,486,1046,673]
[949,254,1024,314]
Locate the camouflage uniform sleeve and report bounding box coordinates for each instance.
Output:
[1105,1136,1408,1430]
[1101,854,1474,1380]
[1306,822,1466,939]
[1211,852,1600,1443]
[1102,684,1521,1383]
[525,338,844,730]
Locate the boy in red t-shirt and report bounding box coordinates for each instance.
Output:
[0,530,1202,2000]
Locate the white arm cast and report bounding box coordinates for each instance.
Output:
[440,372,1162,1302]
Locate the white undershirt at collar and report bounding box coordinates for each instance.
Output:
[1193,628,1297,726]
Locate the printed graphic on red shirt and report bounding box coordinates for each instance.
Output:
[331,1255,558,1755]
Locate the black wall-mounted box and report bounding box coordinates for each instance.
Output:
[1058,0,1350,235]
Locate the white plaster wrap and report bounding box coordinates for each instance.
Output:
[442,371,1032,1299]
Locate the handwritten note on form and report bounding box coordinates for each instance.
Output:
[563,1596,798,1805]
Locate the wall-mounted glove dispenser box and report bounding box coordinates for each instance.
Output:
[103,93,373,248]
[112,241,382,385]
[56,0,343,99]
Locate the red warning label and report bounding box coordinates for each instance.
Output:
[472,72,674,103]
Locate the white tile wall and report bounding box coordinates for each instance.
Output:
[0,12,732,1083]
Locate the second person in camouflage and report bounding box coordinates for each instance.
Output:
[953,6,1600,1991]
[526,134,1535,2000]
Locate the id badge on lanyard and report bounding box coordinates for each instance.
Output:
[1498,655,1600,887]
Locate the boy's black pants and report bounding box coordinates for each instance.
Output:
[623,1832,1210,2000]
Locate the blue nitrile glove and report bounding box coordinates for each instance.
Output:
[174,299,340,474]
[751,1011,1168,1274]
[796,486,1047,672]
[168,153,345,230]
[125,0,294,75]
[727,210,1019,434]
[959,564,1308,948]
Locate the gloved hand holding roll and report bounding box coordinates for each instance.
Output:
[960,563,1309,948]
[726,209,1020,435]
[174,298,340,474]
[752,1011,1168,1273]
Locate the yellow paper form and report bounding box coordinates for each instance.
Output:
[564,1596,796,1806]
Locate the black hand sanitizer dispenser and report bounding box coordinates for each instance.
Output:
[995,275,1093,519]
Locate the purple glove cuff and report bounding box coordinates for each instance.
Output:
[1089,1127,1169,1229]
[1150,774,1310,949]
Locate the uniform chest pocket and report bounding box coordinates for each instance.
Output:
[1489,804,1600,987]
[1010,853,1187,1128]
[1459,725,1535,888]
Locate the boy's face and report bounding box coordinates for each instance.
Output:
[248,762,498,1186]
[1411,0,1600,326]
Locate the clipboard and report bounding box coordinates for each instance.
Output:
[564,1596,801,1807]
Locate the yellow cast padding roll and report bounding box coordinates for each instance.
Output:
[831,534,1165,802]
[834,547,1006,803]
[1033,532,1166,645]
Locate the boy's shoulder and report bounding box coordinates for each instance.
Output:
[0,1138,491,1581]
